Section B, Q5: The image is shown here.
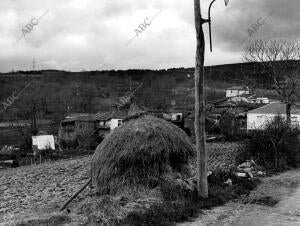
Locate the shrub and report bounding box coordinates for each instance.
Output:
[159,178,197,202]
[219,111,238,140]
[238,116,300,171]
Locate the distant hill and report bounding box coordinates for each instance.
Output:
[3,60,300,86]
[1,61,298,121]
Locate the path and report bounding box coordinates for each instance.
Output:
[179,169,300,226]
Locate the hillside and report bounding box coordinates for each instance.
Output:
[0,61,285,121]
[0,61,285,147]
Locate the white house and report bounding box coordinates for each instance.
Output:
[106,118,124,130]
[255,97,269,104]
[226,86,251,98]
[163,112,183,121]
[95,111,127,131]
[247,103,300,130]
[32,135,55,151]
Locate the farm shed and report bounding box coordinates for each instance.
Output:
[58,114,95,144]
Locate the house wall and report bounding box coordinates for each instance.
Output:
[171,113,183,121]
[226,89,249,98]
[163,113,183,121]
[76,121,95,138]
[58,121,95,142]
[229,96,249,103]
[256,98,269,104]
[106,119,123,130]
[247,113,300,130]
[32,135,55,151]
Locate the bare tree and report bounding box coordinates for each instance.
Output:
[243,39,300,125]
[194,0,208,198]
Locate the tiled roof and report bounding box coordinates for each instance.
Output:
[65,113,91,118]
[209,106,247,115]
[227,86,249,90]
[94,110,128,121]
[62,115,94,123]
[247,103,300,114]
[113,111,128,119]
[94,111,114,121]
[238,93,255,98]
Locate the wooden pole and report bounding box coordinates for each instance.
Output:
[194,0,208,198]
[60,178,91,211]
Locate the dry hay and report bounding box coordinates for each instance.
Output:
[91,114,194,195]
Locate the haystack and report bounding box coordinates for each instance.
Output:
[91,114,194,195]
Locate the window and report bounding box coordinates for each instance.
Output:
[291,117,298,127]
[257,116,263,123]
[118,120,122,126]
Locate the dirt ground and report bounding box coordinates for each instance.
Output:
[0,155,92,225]
[0,154,162,225]
[179,169,300,226]
[1,148,299,226]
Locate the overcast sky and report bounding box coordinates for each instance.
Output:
[0,0,298,72]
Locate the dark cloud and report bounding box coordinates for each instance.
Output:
[213,0,300,52]
[0,0,298,72]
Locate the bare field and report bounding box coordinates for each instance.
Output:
[0,142,243,225]
[0,155,92,225]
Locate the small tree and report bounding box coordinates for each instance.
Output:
[219,111,238,140]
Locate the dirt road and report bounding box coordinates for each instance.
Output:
[179,169,300,226]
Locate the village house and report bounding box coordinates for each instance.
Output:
[228,92,257,102]
[58,113,95,144]
[163,112,185,128]
[247,102,300,130]
[58,103,187,147]
[255,97,270,104]
[32,134,55,152]
[94,110,127,131]
[226,86,253,98]
[229,95,271,104]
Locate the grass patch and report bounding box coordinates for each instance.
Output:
[15,215,71,226]
[248,196,279,207]
[118,176,260,226]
